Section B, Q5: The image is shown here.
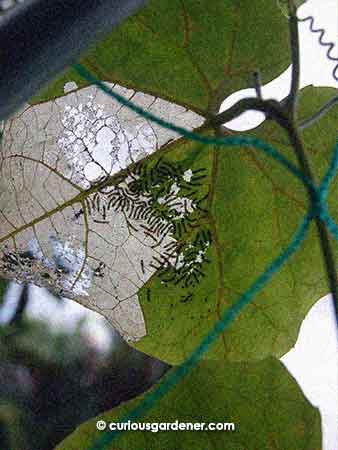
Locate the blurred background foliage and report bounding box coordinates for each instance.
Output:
[0,279,169,450]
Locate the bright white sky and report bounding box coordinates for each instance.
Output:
[221,2,337,448]
[0,0,337,448]
[220,2,337,448]
[220,0,337,130]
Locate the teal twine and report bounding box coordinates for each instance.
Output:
[73,64,338,240]
[317,142,338,240]
[74,63,338,238]
[0,60,335,450]
[320,140,338,195]
[89,212,312,450]
[321,210,338,241]
[74,64,314,191]
[71,64,337,449]
[310,141,338,241]
[72,63,338,450]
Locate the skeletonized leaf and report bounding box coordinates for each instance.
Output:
[0,85,203,342]
[1,83,337,364]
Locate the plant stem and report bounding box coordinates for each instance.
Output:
[299,95,338,130]
[287,0,300,118]
[214,94,338,324]
[286,0,338,327]
[212,97,285,127]
[253,70,263,100]
[203,0,338,330]
[286,124,338,325]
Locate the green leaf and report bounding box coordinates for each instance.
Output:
[132,86,337,364]
[1,79,336,365]
[33,0,296,114]
[55,357,321,450]
[0,85,207,345]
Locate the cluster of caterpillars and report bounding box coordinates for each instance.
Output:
[76,156,212,286]
[152,228,212,287]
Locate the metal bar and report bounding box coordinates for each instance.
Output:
[0,0,147,120]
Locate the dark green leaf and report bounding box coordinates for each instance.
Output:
[55,357,321,450]
[33,0,297,115]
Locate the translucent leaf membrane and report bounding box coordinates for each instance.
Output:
[0,84,203,341]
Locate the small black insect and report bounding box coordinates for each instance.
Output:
[180,293,193,304]
[73,208,84,220]
[93,262,106,277]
